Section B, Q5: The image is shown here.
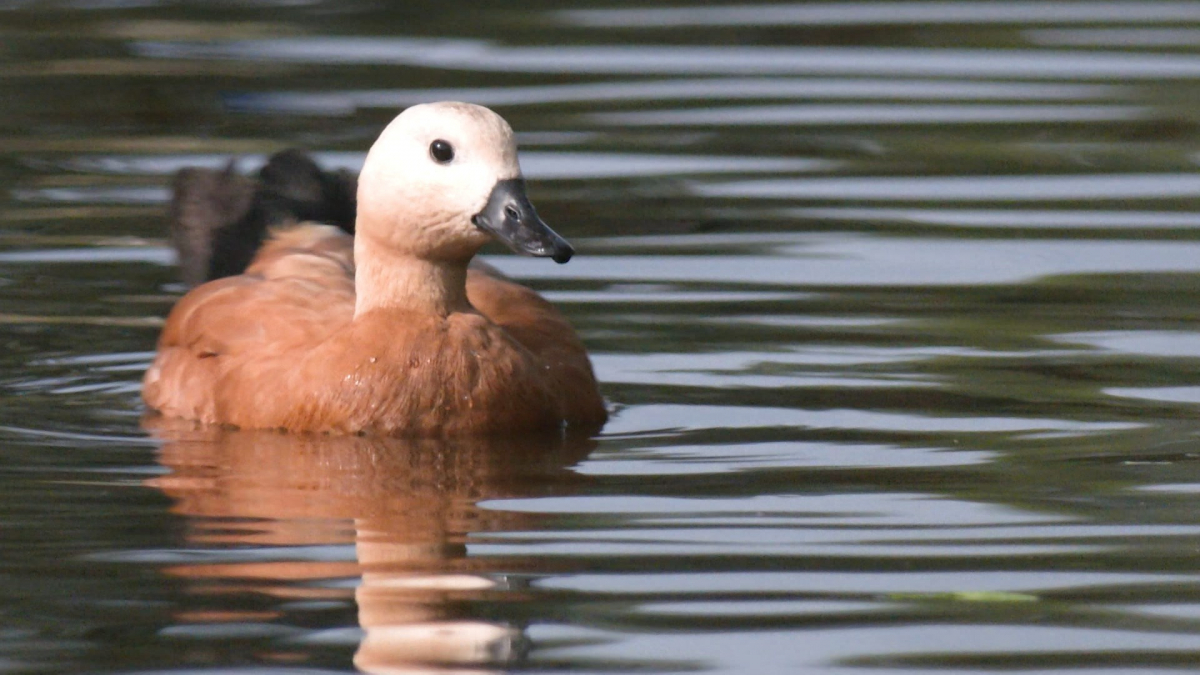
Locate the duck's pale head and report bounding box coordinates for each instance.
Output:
[356,101,573,264]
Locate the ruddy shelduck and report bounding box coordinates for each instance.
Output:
[143,102,606,436]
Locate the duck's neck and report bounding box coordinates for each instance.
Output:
[354,232,471,318]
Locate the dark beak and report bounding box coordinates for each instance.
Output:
[471,178,574,264]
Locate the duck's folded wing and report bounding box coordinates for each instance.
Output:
[144,225,356,422]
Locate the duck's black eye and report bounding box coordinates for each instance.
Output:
[430,139,454,164]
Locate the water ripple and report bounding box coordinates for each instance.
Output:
[590,104,1144,126]
[133,39,1200,79]
[225,78,1125,116]
[559,2,1200,28]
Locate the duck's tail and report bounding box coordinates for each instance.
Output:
[168,150,358,286]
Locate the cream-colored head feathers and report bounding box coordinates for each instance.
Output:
[355,102,523,262]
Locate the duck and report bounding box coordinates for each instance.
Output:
[143,101,607,436]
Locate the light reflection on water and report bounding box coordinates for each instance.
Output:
[590,104,1146,126]
[225,77,1128,117]
[604,403,1141,435]
[779,207,1200,229]
[6,1,1200,673]
[558,2,1200,27]
[695,174,1200,201]
[498,237,1200,286]
[134,37,1200,79]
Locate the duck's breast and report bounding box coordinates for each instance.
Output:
[466,269,607,427]
[266,310,566,435]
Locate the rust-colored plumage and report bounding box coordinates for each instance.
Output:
[143,103,606,436]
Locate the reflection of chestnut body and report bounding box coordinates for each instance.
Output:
[147,419,593,672]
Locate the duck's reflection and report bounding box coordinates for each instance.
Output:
[144,418,595,673]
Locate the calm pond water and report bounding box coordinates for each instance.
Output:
[8,1,1200,672]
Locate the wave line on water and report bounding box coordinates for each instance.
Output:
[132,38,1200,79]
[558,2,1200,28]
[224,78,1126,116]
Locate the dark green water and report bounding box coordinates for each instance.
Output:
[7,1,1200,672]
